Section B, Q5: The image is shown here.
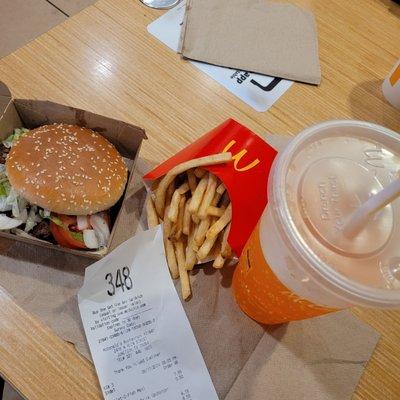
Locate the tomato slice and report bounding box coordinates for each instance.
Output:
[50,214,87,250]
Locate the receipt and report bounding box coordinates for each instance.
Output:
[78,227,218,400]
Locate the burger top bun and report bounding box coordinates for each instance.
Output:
[5,124,128,215]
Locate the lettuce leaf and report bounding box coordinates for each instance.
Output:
[70,230,84,242]
[2,128,29,148]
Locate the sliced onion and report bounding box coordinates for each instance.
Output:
[25,206,40,232]
[0,214,23,230]
[77,215,90,230]
[0,197,12,212]
[83,229,100,249]
[18,208,28,223]
[89,213,110,247]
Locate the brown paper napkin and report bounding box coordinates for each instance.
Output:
[0,160,378,400]
[180,0,321,84]
[0,249,379,399]
[0,227,379,397]
[225,311,379,400]
[0,134,379,400]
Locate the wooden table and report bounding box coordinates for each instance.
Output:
[0,0,399,398]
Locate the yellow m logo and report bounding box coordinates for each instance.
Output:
[223,140,260,172]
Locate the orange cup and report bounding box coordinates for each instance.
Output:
[382,59,400,109]
[233,121,400,325]
[233,221,335,325]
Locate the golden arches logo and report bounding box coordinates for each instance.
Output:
[223,140,260,172]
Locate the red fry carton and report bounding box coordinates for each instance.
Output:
[144,119,277,256]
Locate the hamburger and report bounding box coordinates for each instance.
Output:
[0,123,128,250]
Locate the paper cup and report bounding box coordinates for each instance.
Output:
[382,60,400,109]
[234,120,400,324]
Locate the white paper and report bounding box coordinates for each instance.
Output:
[147,2,293,112]
[78,227,218,400]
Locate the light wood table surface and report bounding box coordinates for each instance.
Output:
[0,0,399,399]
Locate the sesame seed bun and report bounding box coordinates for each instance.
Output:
[5,124,128,215]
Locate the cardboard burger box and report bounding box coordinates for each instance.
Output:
[0,81,146,259]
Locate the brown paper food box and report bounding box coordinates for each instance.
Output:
[0,81,146,259]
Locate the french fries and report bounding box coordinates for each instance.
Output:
[154,152,232,217]
[182,199,192,236]
[185,230,197,271]
[174,196,186,240]
[168,190,181,222]
[207,206,224,218]
[163,206,179,279]
[206,204,232,240]
[221,222,232,258]
[213,222,232,269]
[213,254,225,269]
[188,175,208,214]
[194,218,211,246]
[197,235,218,261]
[175,241,191,300]
[146,196,159,228]
[146,153,234,300]
[198,174,218,219]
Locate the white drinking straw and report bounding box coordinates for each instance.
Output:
[343,178,400,239]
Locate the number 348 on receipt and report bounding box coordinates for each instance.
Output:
[105,267,133,296]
